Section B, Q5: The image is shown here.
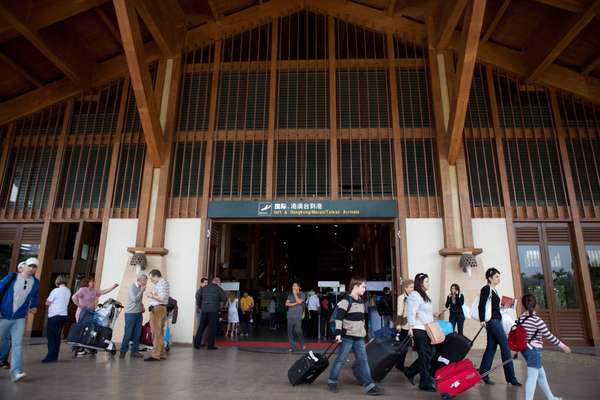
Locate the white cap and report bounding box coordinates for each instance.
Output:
[25,257,39,267]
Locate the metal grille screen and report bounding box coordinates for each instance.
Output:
[276,140,328,197]
[396,69,431,128]
[212,141,266,197]
[567,139,600,205]
[171,141,207,197]
[217,72,269,130]
[338,140,394,197]
[178,73,211,131]
[278,71,328,129]
[336,70,390,128]
[403,139,438,197]
[113,144,146,208]
[464,139,502,207]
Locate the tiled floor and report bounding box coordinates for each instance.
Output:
[1,343,599,400]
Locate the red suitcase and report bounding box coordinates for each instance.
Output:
[435,357,514,399]
[141,322,153,346]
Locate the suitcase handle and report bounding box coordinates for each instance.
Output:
[321,341,340,360]
[470,326,485,344]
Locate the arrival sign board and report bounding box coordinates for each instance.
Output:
[208,200,397,219]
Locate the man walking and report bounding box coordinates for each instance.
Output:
[120,274,147,358]
[239,292,254,336]
[307,290,320,339]
[0,258,40,382]
[145,269,169,362]
[285,282,305,352]
[194,277,227,350]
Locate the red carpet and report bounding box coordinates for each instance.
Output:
[215,339,331,349]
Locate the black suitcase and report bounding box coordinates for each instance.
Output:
[430,327,484,374]
[288,342,337,385]
[353,335,411,383]
[68,323,113,349]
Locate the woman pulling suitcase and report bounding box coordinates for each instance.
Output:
[404,273,436,392]
[394,279,414,371]
[519,294,570,400]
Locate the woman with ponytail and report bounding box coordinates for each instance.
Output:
[519,294,571,400]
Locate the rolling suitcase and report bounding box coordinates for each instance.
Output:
[435,357,514,399]
[431,327,484,374]
[288,342,337,385]
[353,334,411,382]
[67,323,113,348]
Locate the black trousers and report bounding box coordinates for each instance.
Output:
[45,315,67,361]
[395,329,410,370]
[405,329,435,389]
[308,311,319,339]
[194,311,218,349]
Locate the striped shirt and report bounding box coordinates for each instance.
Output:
[149,278,170,307]
[334,295,368,339]
[518,312,564,349]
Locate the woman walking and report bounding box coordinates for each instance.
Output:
[42,275,71,363]
[395,279,414,371]
[520,294,570,400]
[226,294,239,337]
[404,273,436,392]
[444,283,465,335]
[478,268,521,386]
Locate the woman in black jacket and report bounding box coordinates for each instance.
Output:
[444,283,464,335]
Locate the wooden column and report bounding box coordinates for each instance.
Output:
[487,66,524,307]
[265,17,278,199]
[386,33,409,282]
[197,41,222,286]
[550,90,600,345]
[328,16,338,199]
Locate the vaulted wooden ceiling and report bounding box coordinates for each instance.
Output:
[0,0,599,129]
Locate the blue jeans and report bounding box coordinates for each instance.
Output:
[328,337,375,392]
[522,347,556,400]
[449,312,465,335]
[45,315,67,361]
[0,329,11,361]
[120,313,143,353]
[0,318,26,378]
[479,319,516,382]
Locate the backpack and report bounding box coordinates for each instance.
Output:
[508,315,538,352]
[328,296,354,336]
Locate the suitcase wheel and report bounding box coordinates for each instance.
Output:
[109,349,117,356]
[440,393,454,400]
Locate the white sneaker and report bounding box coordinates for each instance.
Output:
[12,371,26,382]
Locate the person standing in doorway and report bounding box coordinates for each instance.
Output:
[239,292,254,337]
[478,267,521,386]
[226,293,240,337]
[145,269,169,362]
[0,257,40,382]
[194,277,227,350]
[285,282,305,352]
[119,274,147,359]
[444,283,465,335]
[327,277,382,396]
[42,275,71,363]
[307,290,320,339]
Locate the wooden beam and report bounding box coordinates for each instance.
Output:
[208,0,221,21]
[447,0,487,164]
[114,0,165,166]
[0,0,109,43]
[481,0,511,44]
[0,1,93,87]
[582,53,600,76]
[95,7,122,46]
[526,0,600,81]
[430,0,469,50]
[534,0,587,13]
[0,50,43,87]
[387,0,398,16]
[135,0,186,57]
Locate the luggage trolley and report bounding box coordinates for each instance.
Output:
[67,299,124,357]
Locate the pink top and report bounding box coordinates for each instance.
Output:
[73,287,102,321]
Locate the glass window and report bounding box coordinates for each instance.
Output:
[18,243,40,264]
[585,245,600,308]
[518,245,547,308]
[548,245,578,309]
[0,244,12,279]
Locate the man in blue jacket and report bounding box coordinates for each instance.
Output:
[0,257,40,382]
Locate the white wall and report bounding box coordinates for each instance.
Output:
[164,218,202,344]
[472,218,515,298]
[99,219,138,301]
[405,218,444,311]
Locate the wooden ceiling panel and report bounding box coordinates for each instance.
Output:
[178,0,214,27]
[57,10,122,63]
[218,0,257,17]
[490,0,555,51]
[557,21,600,70]
[1,38,63,83]
[351,0,390,12]
[0,62,34,102]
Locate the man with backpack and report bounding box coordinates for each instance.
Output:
[0,258,40,382]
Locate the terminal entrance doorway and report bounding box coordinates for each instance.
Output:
[206,222,397,342]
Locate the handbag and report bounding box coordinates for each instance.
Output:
[470,290,493,322]
[426,321,446,344]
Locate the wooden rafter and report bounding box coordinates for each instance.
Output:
[208,0,221,21]
[113,0,165,166]
[430,0,469,50]
[95,8,122,45]
[583,54,600,75]
[445,0,487,164]
[135,0,186,57]
[0,1,93,87]
[0,0,110,43]
[481,0,511,43]
[526,0,600,81]
[0,50,43,87]
[387,0,398,16]
[534,0,587,13]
